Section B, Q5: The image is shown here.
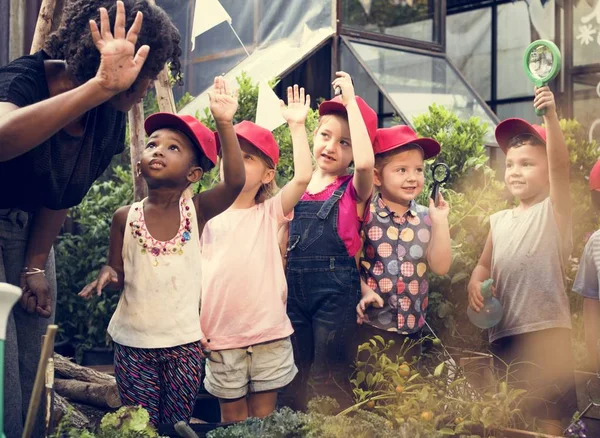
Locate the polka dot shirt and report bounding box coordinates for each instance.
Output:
[360,194,431,334]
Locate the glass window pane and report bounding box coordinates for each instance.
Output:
[495,101,538,125]
[344,41,497,142]
[447,8,491,100]
[340,45,405,125]
[342,0,437,43]
[573,2,600,66]
[573,74,600,144]
[497,1,534,99]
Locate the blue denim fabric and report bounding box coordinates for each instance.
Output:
[281,181,360,411]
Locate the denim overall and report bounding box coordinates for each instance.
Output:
[281,180,360,411]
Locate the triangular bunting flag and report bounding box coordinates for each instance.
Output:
[191,0,232,51]
[255,81,286,132]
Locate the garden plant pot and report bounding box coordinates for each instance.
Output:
[81,347,114,366]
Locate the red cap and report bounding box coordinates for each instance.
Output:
[144,113,217,167]
[318,95,378,143]
[590,160,600,191]
[373,125,440,160]
[495,118,547,154]
[217,120,280,165]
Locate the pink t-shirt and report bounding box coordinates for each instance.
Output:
[199,191,294,350]
[300,174,366,257]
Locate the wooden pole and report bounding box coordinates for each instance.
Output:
[29,0,58,54]
[22,324,57,438]
[154,68,177,113]
[128,103,147,201]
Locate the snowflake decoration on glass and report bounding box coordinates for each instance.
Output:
[577,24,597,45]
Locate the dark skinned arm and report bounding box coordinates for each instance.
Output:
[19,207,69,317]
[79,205,128,298]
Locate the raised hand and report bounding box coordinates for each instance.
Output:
[428,191,450,224]
[280,85,311,126]
[209,76,238,123]
[533,86,556,117]
[331,71,356,106]
[90,1,150,94]
[78,265,119,299]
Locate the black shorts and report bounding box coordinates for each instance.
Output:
[490,328,577,425]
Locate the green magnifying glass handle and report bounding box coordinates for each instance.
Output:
[535,107,546,116]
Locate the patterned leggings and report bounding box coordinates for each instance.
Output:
[114,341,203,426]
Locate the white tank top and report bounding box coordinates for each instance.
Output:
[107,190,202,348]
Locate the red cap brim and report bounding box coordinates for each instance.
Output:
[495,118,546,154]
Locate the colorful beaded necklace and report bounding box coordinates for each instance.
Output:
[130,196,193,266]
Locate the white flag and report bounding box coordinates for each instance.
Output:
[359,0,372,15]
[191,0,232,51]
[255,81,286,132]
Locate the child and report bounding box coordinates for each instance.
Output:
[199,85,313,422]
[78,77,245,427]
[281,72,377,411]
[467,87,576,433]
[356,125,452,364]
[573,160,600,372]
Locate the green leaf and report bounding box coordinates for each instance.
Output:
[434,362,445,377]
[451,272,468,284]
[355,371,365,386]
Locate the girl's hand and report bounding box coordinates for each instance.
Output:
[280,85,311,126]
[90,1,149,95]
[428,192,450,224]
[209,76,238,123]
[79,266,119,299]
[20,273,52,318]
[534,86,556,117]
[331,71,356,106]
[356,288,384,324]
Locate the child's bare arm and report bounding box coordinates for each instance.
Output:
[535,87,571,230]
[468,230,493,311]
[79,205,128,298]
[426,193,452,275]
[196,77,245,222]
[279,85,313,216]
[332,72,374,203]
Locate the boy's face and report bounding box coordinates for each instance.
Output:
[219,139,274,195]
[505,143,549,202]
[375,148,425,206]
[313,115,354,175]
[140,128,202,185]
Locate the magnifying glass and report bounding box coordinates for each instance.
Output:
[430,163,450,206]
[523,39,562,117]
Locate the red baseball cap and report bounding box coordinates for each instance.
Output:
[495,118,547,154]
[144,113,217,167]
[318,95,378,143]
[216,120,280,165]
[590,160,600,191]
[373,125,440,160]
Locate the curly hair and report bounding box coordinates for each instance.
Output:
[45,0,182,89]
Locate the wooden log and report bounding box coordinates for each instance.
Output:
[53,353,115,384]
[54,379,121,409]
[53,393,89,429]
[128,102,148,201]
[30,0,58,54]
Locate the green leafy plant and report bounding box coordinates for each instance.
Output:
[51,406,163,438]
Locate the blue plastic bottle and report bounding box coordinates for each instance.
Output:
[467,279,503,329]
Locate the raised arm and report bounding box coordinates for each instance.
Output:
[534,86,571,230]
[426,193,452,275]
[195,77,245,222]
[0,1,149,161]
[279,85,313,216]
[332,72,374,202]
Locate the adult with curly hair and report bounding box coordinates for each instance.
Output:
[0,1,182,436]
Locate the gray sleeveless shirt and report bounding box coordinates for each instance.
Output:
[489,197,572,342]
